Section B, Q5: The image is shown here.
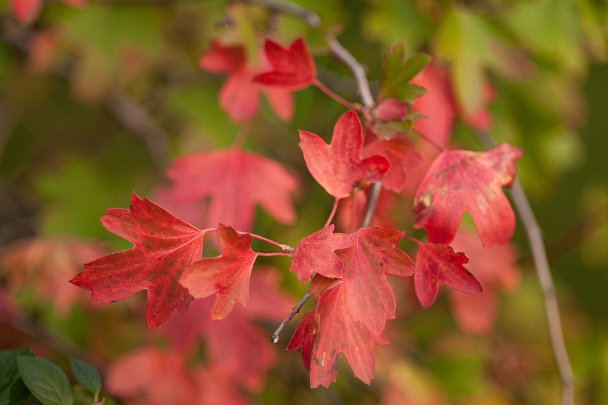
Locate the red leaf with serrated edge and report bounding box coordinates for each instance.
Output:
[413,143,522,246]
[70,194,205,328]
[290,225,351,283]
[199,40,294,122]
[288,283,389,388]
[414,242,482,308]
[164,148,298,231]
[299,110,389,199]
[363,137,421,192]
[253,38,316,91]
[338,227,414,336]
[10,0,41,25]
[180,224,257,320]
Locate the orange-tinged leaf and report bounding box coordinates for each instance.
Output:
[413,143,522,246]
[290,225,351,283]
[288,283,389,388]
[253,38,316,91]
[70,194,205,328]
[414,242,482,308]
[299,110,389,199]
[164,148,298,231]
[338,227,414,336]
[179,224,257,320]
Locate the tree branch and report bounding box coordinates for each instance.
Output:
[475,130,575,405]
[271,292,312,343]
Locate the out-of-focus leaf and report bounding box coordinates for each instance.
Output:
[17,356,73,405]
[69,359,101,396]
[0,348,31,405]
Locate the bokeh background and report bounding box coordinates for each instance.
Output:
[0,0,607,404]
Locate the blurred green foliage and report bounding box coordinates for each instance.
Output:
[0,0,607,404]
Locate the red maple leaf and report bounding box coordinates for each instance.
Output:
[70,194,205,327]
[413,242,482,308]
[413,143,522,246]
[299,110,389,199]
[289,225,351,283]
[164,148,298,231]
[363,137,421,192]
[253,38,316,91]
[338,227,414,336]
[336,189,398,234]
[200,40,294,122]
[448,229,520,333]
[288,282,389,388]
[179,224,257,320]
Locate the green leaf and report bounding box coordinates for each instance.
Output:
[17,356,73,405]
[379,43,430,102]
[0,348,32,405]
[69,359,101,396]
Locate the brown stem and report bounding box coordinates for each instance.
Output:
[325,34,375,109]
[271,292,312,343]
[475,130,575,405]
[249,0,321,28]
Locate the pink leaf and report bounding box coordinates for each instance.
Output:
[164,148,298,231]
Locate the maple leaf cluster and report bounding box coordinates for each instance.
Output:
[70,35,524,394]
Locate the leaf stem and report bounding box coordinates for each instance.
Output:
[360,183,381,228]
[231,119,252,148]
[313,79,358,111]
[475,130,575,405]
[271,292,312,343]
[414,129,446,153]
[248,232,294,254]
[323,197,340,228]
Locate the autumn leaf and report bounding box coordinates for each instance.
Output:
[106,348,198,405]
[70,194,206,328]
[363,137,421,192]
[179,224,257,320]
[253,38,316,91]
[338,227,414,336]
[413,242,482,308]
[288,283,389,388]
[164,148,298,231]
[413,143,522,246]
[200,40,294,122]
[160,269,292,389]
[289,225,351,283]
[448,228,519,334]
[299,110,389,199]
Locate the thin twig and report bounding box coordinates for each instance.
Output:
[475,130,575,405]
[249,0,321,27]
[325,34,375,109]
[271,292,312,343]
